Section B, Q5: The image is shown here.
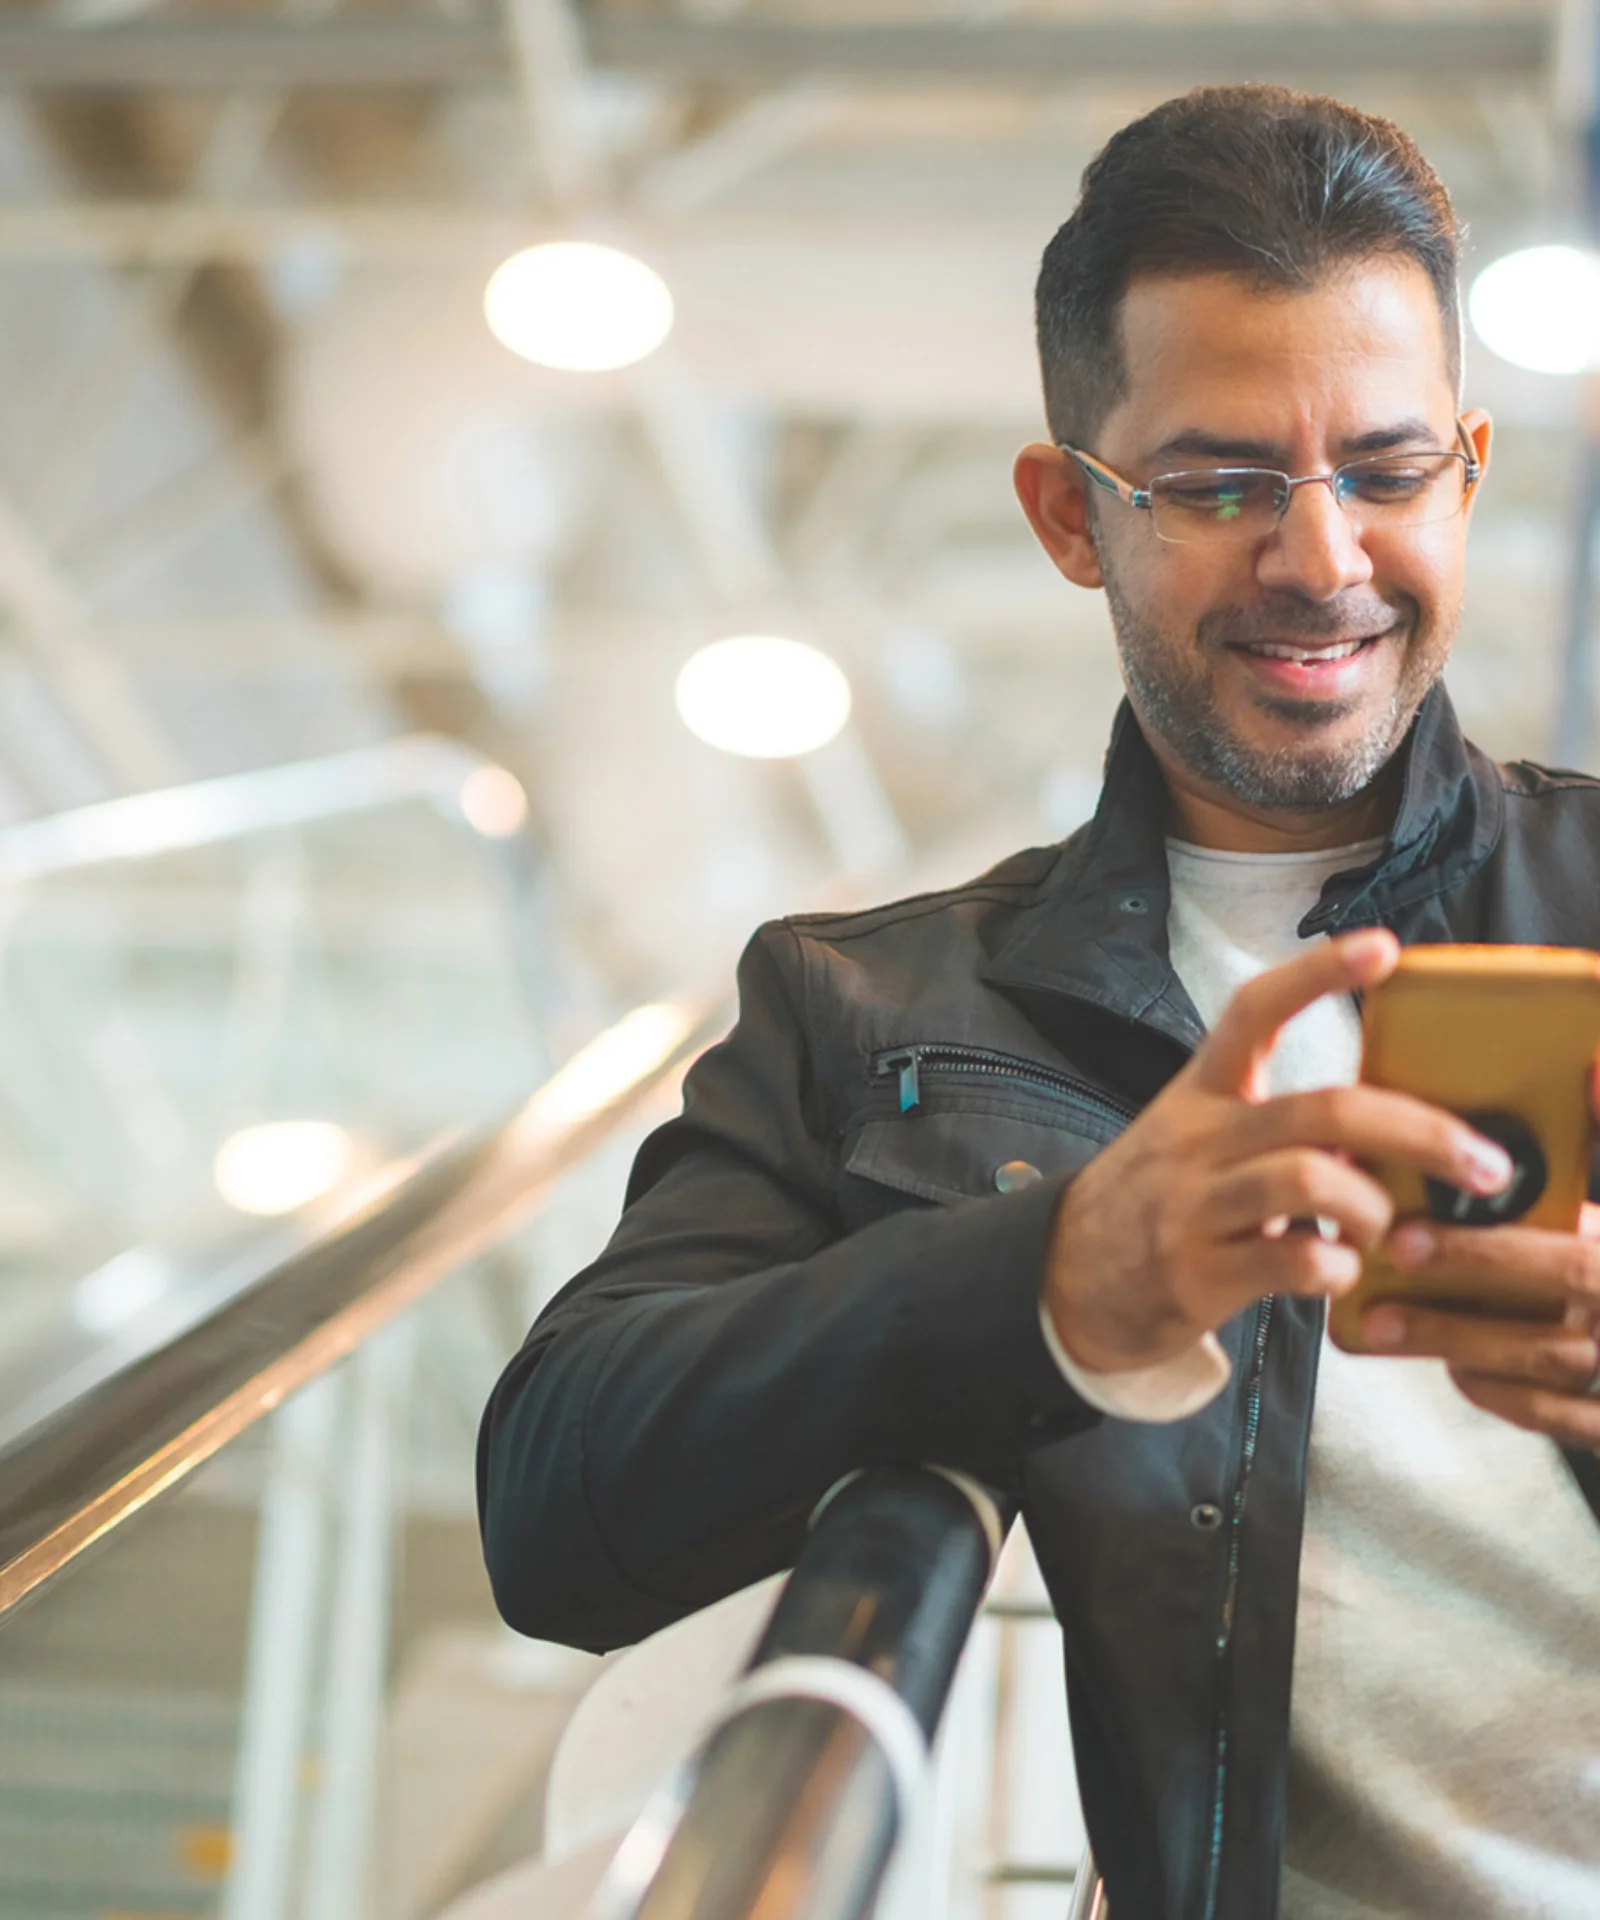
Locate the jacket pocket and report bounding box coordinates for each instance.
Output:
[839,1105,1120,1223]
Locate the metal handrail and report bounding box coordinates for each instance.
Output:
[0,733,942,1623]
[0,993,727,1624]
[1068,1850,1107,1920]
[0,732,521,882]
[0,756,1101,1911]
[590,1465,1008,1920]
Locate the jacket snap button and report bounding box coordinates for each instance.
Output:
[994,1159,1043,1193]
[1118,893,1149,914]
[1190,1502,1223,1531]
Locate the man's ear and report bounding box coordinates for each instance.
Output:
[1460,407,1491,512]
[1014,443,1104,589]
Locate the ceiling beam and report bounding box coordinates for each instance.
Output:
[0,15,1551,91]
[501,0,594,208]
[0,486,184,790]
[596,15,1550,88]
[633,81,842,217]
[0,201,1030,262]
[31,94,368,608]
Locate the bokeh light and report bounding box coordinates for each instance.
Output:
[459,764,529,837]
[214,1121,355,1217]
[484,241,674,372]
[1469,245,1600,375]
[674,636,853,759]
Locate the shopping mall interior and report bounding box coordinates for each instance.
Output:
[0,3,1593,1918]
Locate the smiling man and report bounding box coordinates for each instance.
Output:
[480,88,1600,1918]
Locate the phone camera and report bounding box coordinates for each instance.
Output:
[1423,1109,1547,1227]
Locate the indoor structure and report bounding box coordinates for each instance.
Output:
[0,4,1595,1918]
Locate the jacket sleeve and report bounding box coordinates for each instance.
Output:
[476,919,1100,1652]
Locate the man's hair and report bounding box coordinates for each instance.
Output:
[1036,85,1462,445]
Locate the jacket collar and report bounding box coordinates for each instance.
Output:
[982,680,1503,1049]
[1299,678,1504,935]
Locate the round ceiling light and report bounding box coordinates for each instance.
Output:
[484,241,674,373]
[1469,244,1600,375]
[214,1120,354,1217]
[459,764,529,837]
[674,635,853,759]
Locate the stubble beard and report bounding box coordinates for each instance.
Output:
[1101,567,1454,814]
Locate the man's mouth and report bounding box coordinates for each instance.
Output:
[1232,635,1379,665]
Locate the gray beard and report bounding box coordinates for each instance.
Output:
[1102,570,1444,813]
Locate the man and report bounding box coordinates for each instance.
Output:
[479,87,1600,1918]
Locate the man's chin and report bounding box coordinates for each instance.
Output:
[1246,690,1366,731]
[1178,685,1414,813]
[1209,722,1397,813]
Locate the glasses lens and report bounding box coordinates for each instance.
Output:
[1149,469,1286,544]
[1334,453,1467,525]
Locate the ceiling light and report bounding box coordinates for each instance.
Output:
[214,1121,354,1217]
[674,635,852,759]
[484,241,674,373]
[459,765,529,837]
[1469,244,1600,374]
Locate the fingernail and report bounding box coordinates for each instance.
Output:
[1390,1221,1434,1267]
[1342,929,1394,967]
[1366,1305,1407,1349]
[1325,1244,1362,1288]
[1464,1140,1513,1193]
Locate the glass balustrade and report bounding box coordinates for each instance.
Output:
[0,753,1088,1920]
[0,749,650,1920]
[0,755,557,1447]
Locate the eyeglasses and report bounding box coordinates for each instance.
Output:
[1059,422,1482,547]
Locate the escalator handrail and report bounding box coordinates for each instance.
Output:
[589,1472,1109,1919]
[590,1465,1009,1920]
[0,993,727,1624]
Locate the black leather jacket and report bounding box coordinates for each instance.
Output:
[479,684,1600,1920]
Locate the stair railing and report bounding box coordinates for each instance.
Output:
[589,1464,1006,1920]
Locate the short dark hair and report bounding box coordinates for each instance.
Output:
[1036,85,1462,444]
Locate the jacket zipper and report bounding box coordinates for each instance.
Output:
[871,1043,1138,1125]
[1202,1294,1275,1920]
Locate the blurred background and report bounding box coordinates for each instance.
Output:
[0,2,1597,1918]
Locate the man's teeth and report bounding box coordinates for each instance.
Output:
[1245,639,1367,663]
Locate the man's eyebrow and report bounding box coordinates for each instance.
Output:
[1339,418,1447,455]
[1150,430,1280,464]
[1148,419,1448,466]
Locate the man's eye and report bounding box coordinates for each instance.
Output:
[1344,464,1431,502]
[1161,477,1266,517]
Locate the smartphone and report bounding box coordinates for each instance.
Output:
[1328,944,1600,1355]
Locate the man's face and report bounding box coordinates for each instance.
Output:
[1035,258,1486,816]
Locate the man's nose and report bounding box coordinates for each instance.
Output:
[1255,477,1374,600]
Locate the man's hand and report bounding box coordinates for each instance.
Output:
[1041,928,1517,1376]
[1363,1197,1600,1450]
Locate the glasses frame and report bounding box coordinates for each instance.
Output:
[1059,420,1482,544]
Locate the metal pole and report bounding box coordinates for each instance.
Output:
[1555,437,1600,768]
[1065,1851,1107,1920]
[1553,0,1600,768]
[221,1371,342,1920]
[302,1322,414,1920]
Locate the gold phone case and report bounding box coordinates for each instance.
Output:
[1328,944,1600,1354]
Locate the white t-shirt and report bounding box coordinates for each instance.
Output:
[1044,837,1600,1917]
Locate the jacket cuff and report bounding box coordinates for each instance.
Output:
[1036,1301,1232,1423]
